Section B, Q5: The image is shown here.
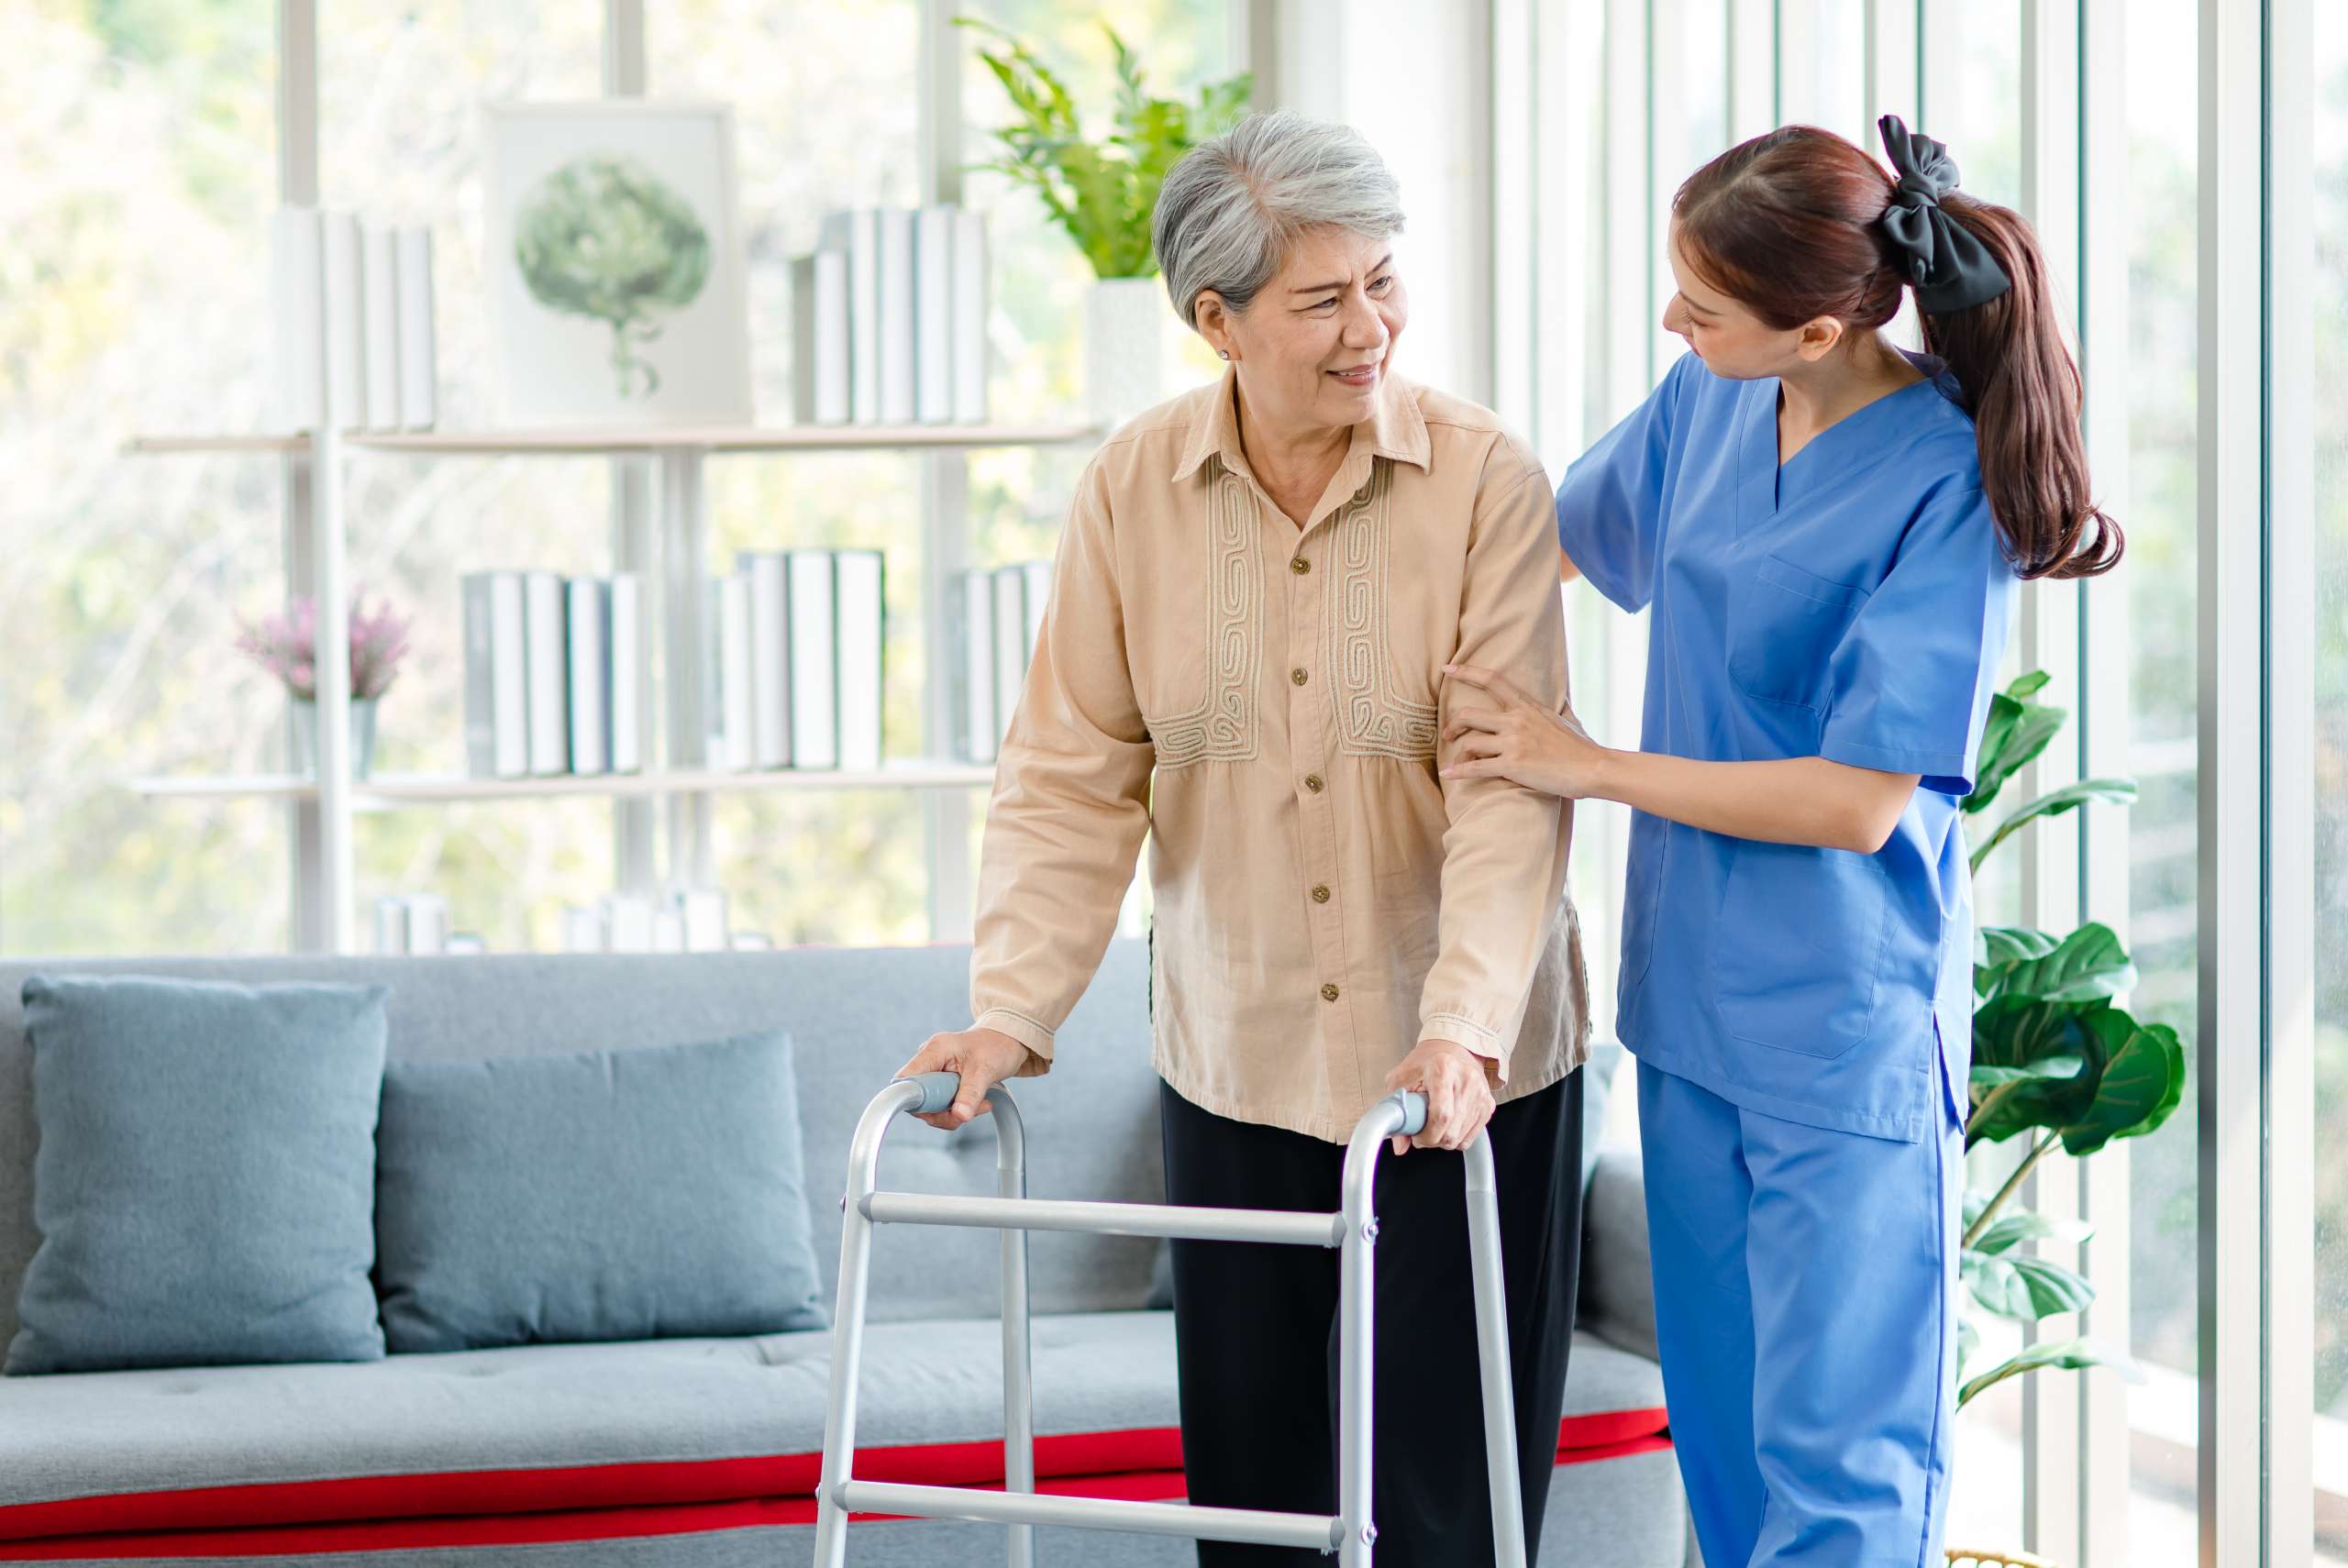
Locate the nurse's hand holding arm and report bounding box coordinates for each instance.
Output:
[1435,666,1918,853]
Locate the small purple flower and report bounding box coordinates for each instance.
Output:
[237,591,411,701]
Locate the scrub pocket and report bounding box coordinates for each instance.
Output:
[1712,837,1888,1059]
[1727,556,1871,712]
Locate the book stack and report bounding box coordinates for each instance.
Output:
[461,572,646,779]
[792,206,987,427]
[947,560,1053,764]
[561,887,733,954]
[374,892,450,955]
[703,548,886,772]
[270,206,437,433]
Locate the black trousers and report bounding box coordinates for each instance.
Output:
[1157,1071,1584,1567]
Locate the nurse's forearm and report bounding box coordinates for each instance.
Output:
[1589,750,1919,854]
[1557,546,1583,584]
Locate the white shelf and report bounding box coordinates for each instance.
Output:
[124,433,309,455]
[128,760,997,806]
[125,422,1100,458]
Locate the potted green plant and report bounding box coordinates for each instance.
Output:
[958,17,1249,425]
[1943,670,2187,1565]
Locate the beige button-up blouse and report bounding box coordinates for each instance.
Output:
[969,366,1590,1143]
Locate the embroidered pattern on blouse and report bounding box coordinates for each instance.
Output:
[1325,460,1438,761]
[1149,458,1263,767]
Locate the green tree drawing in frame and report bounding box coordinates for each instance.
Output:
[513,153,713,399]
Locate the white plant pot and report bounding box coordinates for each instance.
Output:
[1085,277,1168,432]
[291,696,378,779]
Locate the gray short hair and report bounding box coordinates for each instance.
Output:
[1151,109,1407,331]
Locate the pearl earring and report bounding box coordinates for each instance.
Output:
[1217,349,1232,361]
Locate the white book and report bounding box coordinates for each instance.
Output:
[650,910,687,953]
[992,564,1028,744]
[914,205,956,424]
[678,887,729,952]
[395,226,437,430]
[954,569,997,764]
[462,571,529,778]
[787,550,840,769]
[404,893,449,955]
[819,210,880,424]
[835,549,886,771]
[565,577,610,776]
[703,579,728,768]
[445,933,487,955]
[720,571,759,772]
[268,206,326,431]
[875,207,917,425]
[524,570,570,776]
[609,574,643,774]
[741,554,792,769]
[1022,559,1053,656]
[603,894,656,953]
[373,894,409,956]
[319,211,367,432]
[791,251,851,425]
[361,224,402,432]
[561,905,609,954]
[951,207,989,425]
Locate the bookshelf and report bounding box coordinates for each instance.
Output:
[122,3,1097,956]
[124,418,1083,954]
[128,760,1000,806]
[126,422,1097,458]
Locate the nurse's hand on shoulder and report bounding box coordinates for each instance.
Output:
[1383,1038,1500,1157]
[1438,663,1610,801]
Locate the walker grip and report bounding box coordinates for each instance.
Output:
[895,1071,963,1116]
[1394,1090,1428,1137]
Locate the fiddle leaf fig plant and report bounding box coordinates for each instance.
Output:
[1944,671,2178,1408]
[958,17,1251,280]
[1953,671,2184,1408]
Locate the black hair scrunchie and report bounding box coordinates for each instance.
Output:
[1876,114,2012,314]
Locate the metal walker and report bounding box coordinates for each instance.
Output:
[810,1071,1529,1566]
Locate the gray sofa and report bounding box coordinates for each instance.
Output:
[0,940,1683,1565]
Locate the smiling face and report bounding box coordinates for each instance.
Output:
[1194,226,1408,436]
[1663,220,1847,380]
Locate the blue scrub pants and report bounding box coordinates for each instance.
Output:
[1636,1060,1963,1567]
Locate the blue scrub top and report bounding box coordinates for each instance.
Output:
[1558,351,2019,1143]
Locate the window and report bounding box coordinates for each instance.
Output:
[0,0,289,954]
[2308,0,2348,1554]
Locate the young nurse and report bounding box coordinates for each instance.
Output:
[1440,117,2123,1564]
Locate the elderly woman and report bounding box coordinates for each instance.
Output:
[896,109,1589,1565]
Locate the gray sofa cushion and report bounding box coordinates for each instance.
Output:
[1580,1148,1660,1363]
[6,976,388,1376]
[0,1314,1660,1518]
[0,944,1164,1355]
[375,1029,826,1353]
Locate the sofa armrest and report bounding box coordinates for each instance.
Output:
[1578,1146,1659,1364]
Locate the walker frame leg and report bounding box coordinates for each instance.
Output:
[810,1075,1527,1568]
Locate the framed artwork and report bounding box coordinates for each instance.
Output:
[483,101,752,428]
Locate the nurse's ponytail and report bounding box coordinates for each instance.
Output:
[1673,120,2122,580]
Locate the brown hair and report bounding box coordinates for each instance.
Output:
[1672,125,2122,580]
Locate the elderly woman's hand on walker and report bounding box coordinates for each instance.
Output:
[892,1026,1036,1132]
[1381,1037,1500,1157]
